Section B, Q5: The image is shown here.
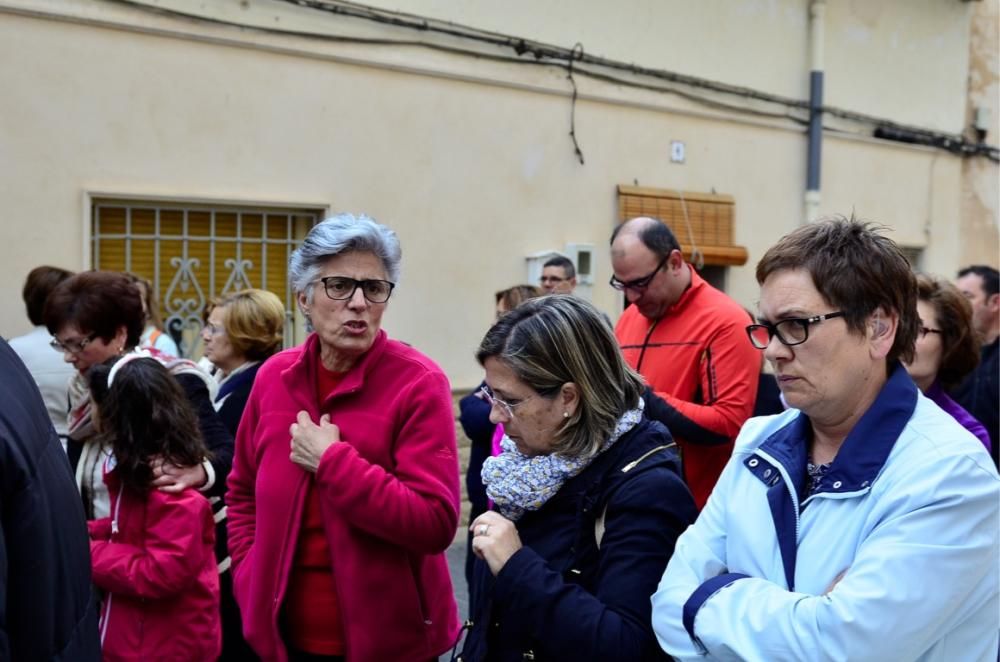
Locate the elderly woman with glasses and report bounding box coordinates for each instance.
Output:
[459,295,696,662]
[903,273,991,451]
[201,288,285,437]
[43,270,233,521]
[226,214,460,662]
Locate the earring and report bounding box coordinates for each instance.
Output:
[563,412,570,418]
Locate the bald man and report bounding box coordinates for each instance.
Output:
[610,218,758,507]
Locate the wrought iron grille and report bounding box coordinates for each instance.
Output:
[92,200,320,357]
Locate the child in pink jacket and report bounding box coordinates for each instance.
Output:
[87,354,220,661]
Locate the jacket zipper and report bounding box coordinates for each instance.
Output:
[621,443,676,473]
[100,483,124,648]
[635,317,662,373]
[273,471,311,658]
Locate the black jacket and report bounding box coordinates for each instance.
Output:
[216,362,262,438]
[952,338,999,468]
[0,338,100,661]
[461,418,697,662]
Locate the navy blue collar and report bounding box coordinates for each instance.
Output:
[216,362,261,402]
[743,362,917,590]
[756,361,918,495]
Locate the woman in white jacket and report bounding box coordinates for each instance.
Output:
[652,217,999,662]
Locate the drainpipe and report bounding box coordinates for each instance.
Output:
[804,0,825,223]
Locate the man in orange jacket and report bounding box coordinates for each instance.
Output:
[610,217,759,508]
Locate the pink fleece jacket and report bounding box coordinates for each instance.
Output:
[226,331,461,662]
[90,471,220,661]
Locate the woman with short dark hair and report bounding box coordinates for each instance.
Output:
[904,273,990,451]
[654,217,998,661]
[45,270,238,657]
[43,270,232,520]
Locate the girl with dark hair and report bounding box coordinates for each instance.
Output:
[87,355,221,661]
[43,270,233,521]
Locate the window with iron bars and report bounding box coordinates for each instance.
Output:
[91,199,321,357]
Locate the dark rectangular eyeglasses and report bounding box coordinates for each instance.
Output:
[319,276,395,303]
[746,312,845,349]
[609,254,669,292]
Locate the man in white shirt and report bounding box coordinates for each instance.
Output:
[8,265,76,444]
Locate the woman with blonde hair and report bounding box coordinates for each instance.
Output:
[201,288,285,436]
[495,284,543,317]
[460,295,696,661]
[200,290,285,661]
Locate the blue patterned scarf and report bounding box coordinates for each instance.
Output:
[482,404,643,521]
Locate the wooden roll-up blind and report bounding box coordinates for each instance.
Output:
[617,185,748,266]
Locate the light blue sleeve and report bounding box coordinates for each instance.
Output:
[659,450,1000,661]
[154,332,180,357]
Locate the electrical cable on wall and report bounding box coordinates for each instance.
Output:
[110,0,999,163]
[566,42,585,165]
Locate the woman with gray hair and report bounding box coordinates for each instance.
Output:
[460,295,696,661]
[226,214,461,662]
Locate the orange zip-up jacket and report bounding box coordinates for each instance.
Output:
[615,268,759,508]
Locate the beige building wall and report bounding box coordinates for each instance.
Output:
[360,0,974,132]
[0,0,992,389]
[961,0,1000,268]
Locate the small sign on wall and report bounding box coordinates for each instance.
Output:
[670,140,686,163]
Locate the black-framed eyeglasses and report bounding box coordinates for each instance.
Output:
[540,275,566,284]
[609,254,669,292]
[318,276,395,304]
[918,326,942,339]
[746,312,845,349]
[50,333,97,355]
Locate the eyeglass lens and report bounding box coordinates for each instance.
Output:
[610,254,668,291]
[51,335,91,354]
[479,385,514,417]
[747,312,844,349]
[748,319,809,348]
